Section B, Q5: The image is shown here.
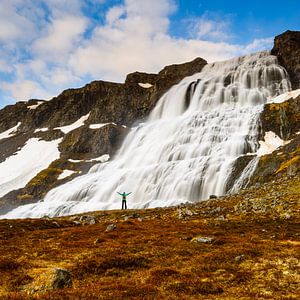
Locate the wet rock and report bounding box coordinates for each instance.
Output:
[105,224,117,232]
[209,195,218,199]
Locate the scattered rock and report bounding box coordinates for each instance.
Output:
[94,238,105,244]
[234,255,245,262]
[51,268,72,289]
[177,208,197,220]
[105,224,117,232]
[52,221,60,228]
[79,215,97,225]
[191,236,215,244]
[24,268,72,294]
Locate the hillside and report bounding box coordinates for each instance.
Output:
[0,172,299,299]
[0,31,299,216]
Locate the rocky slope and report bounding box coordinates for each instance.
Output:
[0,173,298,299]
[0,30,300,215]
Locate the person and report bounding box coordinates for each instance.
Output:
[117,192,132,210]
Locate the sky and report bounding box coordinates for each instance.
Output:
[0,0,299,107]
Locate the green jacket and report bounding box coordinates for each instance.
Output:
[117,192,132,200]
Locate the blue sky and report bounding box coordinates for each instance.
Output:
[0,0,299,107]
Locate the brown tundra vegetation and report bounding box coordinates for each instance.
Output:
[0,174,299,299]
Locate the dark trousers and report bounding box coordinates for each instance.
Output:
[122,200,127,210]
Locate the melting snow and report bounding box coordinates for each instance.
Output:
[257,131,290,156]
[89,123,116,129]
[138,83,153,88]
[55,112,90,134]
[269,88,300,104]
[0,138,62,197]
[69,159,82,163]
[68,154,110,163]
[89,123,108,129]
[0,122,21,140]
[88,154,110,162]
[27,101,44,110]
[34,128,48,133]
[58,170,78,180]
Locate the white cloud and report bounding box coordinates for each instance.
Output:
[0,0,276,104]
[69,0,241,81]
[32,15,88,62]
[244,37,274,53]
[1,79,50,101]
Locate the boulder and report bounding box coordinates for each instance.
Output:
[105,224,117,232]
[191,236,215,244]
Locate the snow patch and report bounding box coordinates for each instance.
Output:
[0,122,21,140]
[0,138,62,197]
[88,154,110,163]
[58,170,78,180]
[69,159,82,163]
[27,101,44,110]
[89,123,108,129]
[89,122,117,129]
[55,113,90,134]
[34,128,48,133]
[269,89,300,104]
[257,131,290,157]
[138,83,153,88]
[68,154,110,163]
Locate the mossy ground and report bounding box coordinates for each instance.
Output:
[0,175,299,299]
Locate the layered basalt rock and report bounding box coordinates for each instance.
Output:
[272,30,300,89]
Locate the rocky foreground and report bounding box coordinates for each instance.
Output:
[0,173,299,299]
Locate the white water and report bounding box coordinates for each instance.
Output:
[1,51,291,219]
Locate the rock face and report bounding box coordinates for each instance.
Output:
[0,57,207,212]
[261,96,300,140]
[248,95,300,186]
[271,30,300,89]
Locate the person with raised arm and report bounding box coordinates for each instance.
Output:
[117,192,132,210]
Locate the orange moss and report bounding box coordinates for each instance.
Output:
[276,155,300,174]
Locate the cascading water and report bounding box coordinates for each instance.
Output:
[2,51,291,219]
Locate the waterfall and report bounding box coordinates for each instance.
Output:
[2,51,291,219]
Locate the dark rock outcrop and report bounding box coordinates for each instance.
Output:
[261,96,300,140]
[248,95,300,185]
[59,124,128,160]
[271,30,300,89]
